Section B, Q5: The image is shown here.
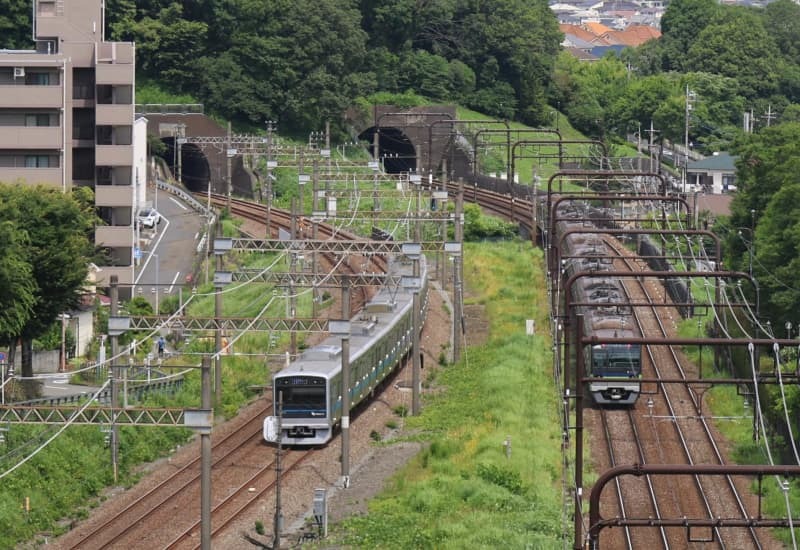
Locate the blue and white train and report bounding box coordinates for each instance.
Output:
[557,206,642,405]
[264,255,428,446]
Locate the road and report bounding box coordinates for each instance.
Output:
[133,183,208,312]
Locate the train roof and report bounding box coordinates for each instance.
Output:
[274,256,425,381]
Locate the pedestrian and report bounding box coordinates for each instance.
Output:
[157,336,165,358]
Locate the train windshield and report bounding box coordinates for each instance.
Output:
[274,376,327,418]
[591,344,641,376]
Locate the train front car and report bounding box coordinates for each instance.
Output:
[264,255,428,447]
[582,282,642,405]
[264,346,340,446]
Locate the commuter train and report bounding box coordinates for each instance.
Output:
[264,255,428,446]
[557,205,641,405]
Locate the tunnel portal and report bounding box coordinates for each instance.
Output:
[160,138,211,193]
[359,127,417,174]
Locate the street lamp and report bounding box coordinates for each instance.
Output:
[683,86,696,193]
[737,228,754,278]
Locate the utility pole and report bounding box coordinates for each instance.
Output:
[683,85,694,194]
[646,121,659,175]
[177,123,186,185]
[273,392,283,549]
[763,104,776,128]
[265,120,276,238]
[454,180,464,363]
[200,356,212,550]
[290,198,297,357]
[226,121,232,211]
[214,221,223,405]
[109,275,120,482]
[340,333,351,485]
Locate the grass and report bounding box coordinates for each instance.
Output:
[322,240,564,549]
[677,299,800,543]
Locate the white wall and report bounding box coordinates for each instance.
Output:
[133,116,148,211]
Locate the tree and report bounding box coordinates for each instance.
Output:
[685,7,781,100]
[726,123,800,327]
[118,3,209,92]
[0,220,35,345]
[763,0,800,66]
[0,0,33,49]
[195,0,371,131]
[454,0,562,125]
[0,185,96,390]
[749,181,800,327]
[658,0,719,72]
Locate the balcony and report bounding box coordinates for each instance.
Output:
[95,225,134,248]
[0,85,62,108]
[0,126,62,149]
[95,184,133,207]
[96,104,132,126]
[95,63,134,86]
[97,42,134,65]
[0,167,61,186]
[95,144,132,166]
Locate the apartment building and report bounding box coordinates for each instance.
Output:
[0,0,136,290]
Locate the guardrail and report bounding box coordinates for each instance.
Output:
[156,179,216,223]
[14,377,184,407]
[135,104,204,115]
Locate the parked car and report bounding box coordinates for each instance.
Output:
[136,207,161,229]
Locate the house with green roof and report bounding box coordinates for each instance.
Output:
[687,152,737,194]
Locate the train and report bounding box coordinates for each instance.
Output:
[556,204,642,405]
[263,255,428,446]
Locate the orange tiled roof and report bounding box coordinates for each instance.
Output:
[584,21,613,35]
[625,24,661,43]
[602,25,661,47]
[559,23,597,43]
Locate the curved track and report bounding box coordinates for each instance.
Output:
[59,195,399,548]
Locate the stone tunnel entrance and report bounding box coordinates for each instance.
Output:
[359,127,417,174]
[161,137,211,193]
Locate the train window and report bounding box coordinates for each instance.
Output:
[277,376,327,418]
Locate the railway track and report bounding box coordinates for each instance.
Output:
[56,193,405,548]
[586,239,772,549]
[63,403,272,549]
[448,178,777,547]
[207,193,388,316]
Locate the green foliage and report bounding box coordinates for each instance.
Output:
[0,185,95,376]
[0,424,190,547]
[0,0,33,49]
[326,242,561,548]
[461,203,517,241]
[685,8,781,100]
[136,80,199,105]
[0,219,35,346]
[476,463,524,495]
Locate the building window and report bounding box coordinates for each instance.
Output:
[26,114,51,127]
[26,72,50,86]
[25,155,51,168]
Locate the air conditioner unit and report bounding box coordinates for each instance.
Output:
[13,67,25,78]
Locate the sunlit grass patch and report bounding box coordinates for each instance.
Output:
[327,240,562,548]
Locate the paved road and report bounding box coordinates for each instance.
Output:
[39,373,100,400]
[134,185,208,310]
